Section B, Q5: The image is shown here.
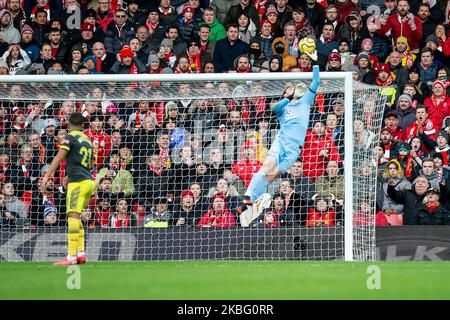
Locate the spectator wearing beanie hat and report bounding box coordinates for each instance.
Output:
[407,64,430,104]
[394,36,416,70]
[358,15,390,62]
[158,38,176,68]
[356,52,376,84]
[20,24,40,63]
[375,64,397,106]
[423,79,450,129]
[326,50,341,71]
[357,38,379,70]
[177,5,198,43]
[424,34,443,61]
[172,190,201,226]
[396,93,416,130]
[427,130,450,167]
[109,45,146,74]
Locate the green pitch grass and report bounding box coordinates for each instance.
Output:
[1,261,449,300]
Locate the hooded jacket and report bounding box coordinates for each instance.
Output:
[271,37,297,71]
[0,10,20,44]
[338,11,363,52]
[381,159,412,212]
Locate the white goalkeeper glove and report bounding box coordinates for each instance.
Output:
[293,83,307,99]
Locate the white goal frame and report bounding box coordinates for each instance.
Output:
[0,71,360,261]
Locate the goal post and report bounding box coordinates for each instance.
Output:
[0,72,386,262]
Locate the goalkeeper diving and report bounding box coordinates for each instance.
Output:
[238,65,320,214]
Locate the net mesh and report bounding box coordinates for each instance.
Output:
[0,75,386,261]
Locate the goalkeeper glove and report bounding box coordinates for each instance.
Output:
[294,83,307,99]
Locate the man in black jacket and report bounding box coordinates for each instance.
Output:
[387,175,430,225]
[223,0,260,30]
[412,187,450,225]
[213,24,249,73]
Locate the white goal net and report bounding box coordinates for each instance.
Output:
[0,72,386,261]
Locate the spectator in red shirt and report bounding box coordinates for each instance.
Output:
[306,195,337,227]
[197,192,236,228]
[301,119,341,180]
[379,0,422,52]
[231,140,262,187]
[83,112,112,170]
[424,79,450,129]
[405,105,438,148]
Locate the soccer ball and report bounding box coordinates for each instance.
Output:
[299,37,316,54]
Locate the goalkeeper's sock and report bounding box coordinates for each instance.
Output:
[245,171,270,202]
[67,217,80,259]
[77,219,85,254]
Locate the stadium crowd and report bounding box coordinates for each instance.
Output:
[1,0,450,229]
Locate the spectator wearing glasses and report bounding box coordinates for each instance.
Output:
[104,8,136,54]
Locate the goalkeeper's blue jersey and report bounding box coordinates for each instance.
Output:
[271,89,316,147]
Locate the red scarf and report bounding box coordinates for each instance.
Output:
[398,155,413,177]
[248,97,266,115]
[0,163,8,183]
[298,66,312,72]
[160,148,169,169]
[36,144,46,164]
[129,63,138,88]
[151,101,166,126]
[188,51,202,73]
[431,94,448,110]
[375,74,394,87]
[384,142,392,160]
[316,93,325,113]
[426,202,440,212]
[135,110,151,129]
[146,21,159,37]
[13,122,27,132]
[96,58,103,73]
[228,99,249,123]
[237,67,251,73]
[148,163,162,176]
[20,162,29,177]
[57,110,69,128]
[111,213,130,227]
[295,19,306,33]
[163,52,175,63]
[175,66,192,74]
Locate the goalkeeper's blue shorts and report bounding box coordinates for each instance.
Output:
[267,135,300,174]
